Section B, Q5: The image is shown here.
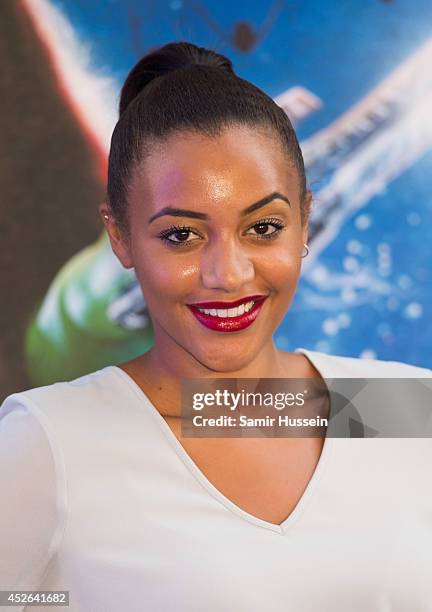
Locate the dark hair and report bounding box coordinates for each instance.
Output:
[107,41,307,233]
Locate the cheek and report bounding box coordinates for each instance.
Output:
[256,247,301,292]
[133,250,199,302]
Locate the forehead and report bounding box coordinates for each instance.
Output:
[130,125,300,212]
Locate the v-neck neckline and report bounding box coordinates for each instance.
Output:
[108,347,335,535]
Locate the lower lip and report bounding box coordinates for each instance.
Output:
[187,299,267,332]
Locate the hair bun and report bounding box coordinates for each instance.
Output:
[119,41,235,116]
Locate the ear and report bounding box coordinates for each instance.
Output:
[99,203,134,269]
[301,189,313,246]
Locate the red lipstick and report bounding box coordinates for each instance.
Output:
[187,294,268,332]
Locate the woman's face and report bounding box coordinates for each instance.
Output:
[104,124,311,372]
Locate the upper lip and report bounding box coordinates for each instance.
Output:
[188,294,268,309]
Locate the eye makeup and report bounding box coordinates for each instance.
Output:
[156,217,287,248]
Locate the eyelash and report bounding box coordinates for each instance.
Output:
[157,217,286,248]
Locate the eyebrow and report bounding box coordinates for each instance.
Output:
[147,191,291,224]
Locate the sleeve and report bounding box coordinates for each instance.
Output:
[0,393,66,604]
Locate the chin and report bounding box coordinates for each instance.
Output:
[196,345,257,373]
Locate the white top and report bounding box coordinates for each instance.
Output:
[1,348,431,612]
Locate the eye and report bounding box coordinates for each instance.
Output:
[157,217,286,249]
[157,225,202,248]
[245,217,286,241]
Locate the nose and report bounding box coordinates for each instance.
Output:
[200,237,255,292]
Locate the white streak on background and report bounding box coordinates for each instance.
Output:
[300,37,432,272]
[21,0,118,154]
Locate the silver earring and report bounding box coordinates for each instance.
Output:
[301,243,310,258]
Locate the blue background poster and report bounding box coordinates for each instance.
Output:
[2,0,431,396]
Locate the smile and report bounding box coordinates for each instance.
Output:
[196,300,255,317]
[187,295,268,332]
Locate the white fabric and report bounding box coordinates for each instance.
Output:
[1,348,431,612]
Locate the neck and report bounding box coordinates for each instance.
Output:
[127,328,288,417]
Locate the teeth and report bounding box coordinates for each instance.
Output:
[196,300,255,318]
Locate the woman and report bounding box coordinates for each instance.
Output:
[1,42,431,612]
